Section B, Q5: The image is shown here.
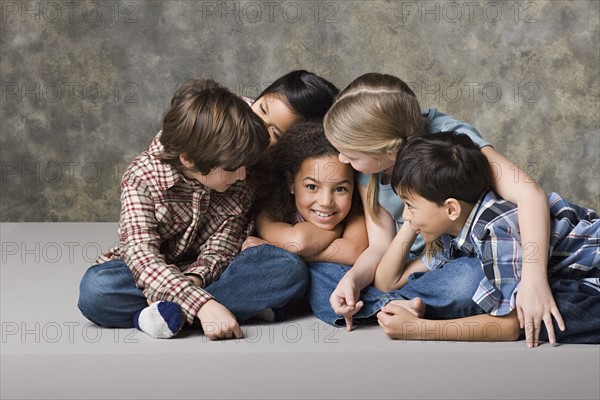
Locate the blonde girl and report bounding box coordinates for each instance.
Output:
[323,73,563,347]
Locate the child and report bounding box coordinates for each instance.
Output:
[249,70,339,144]
[241,122,370,323]
[323,72,563,347]
[376,132,599,344]
[78,78,308,340]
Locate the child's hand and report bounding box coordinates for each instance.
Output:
[242,235,268,251]
[516,275,564,347]
[197,299,243,340]
[377,303,420,340]
[329,275,363,331]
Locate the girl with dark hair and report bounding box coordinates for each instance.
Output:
[249,70,339,144]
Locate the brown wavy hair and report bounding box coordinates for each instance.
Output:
[158,78,269,174]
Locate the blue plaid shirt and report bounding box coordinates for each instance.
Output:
[424,190,600,316]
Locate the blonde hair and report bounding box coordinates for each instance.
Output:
[323,73,424,221]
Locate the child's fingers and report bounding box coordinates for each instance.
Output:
[381,303,403,314]
[552,307,566,331]
[344,289,356,307]
[516,306,524,329]
[330,295,349,314]
[345,316,353,332]
[524,320,540,348]
[543,315,556,345]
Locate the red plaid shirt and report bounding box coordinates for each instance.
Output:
[98,132,253,323]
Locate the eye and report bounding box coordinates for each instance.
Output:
[259,103,266,115]
[271,128,282,139]
[306,184,317,190]
[335,186,348,193]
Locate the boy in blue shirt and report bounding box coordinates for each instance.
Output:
[376,132,599,344]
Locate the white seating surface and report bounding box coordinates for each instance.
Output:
[1,223,598,399]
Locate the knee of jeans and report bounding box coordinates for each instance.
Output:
[78,266,111,317]
[443,265,483,302]
[281,257,309,286]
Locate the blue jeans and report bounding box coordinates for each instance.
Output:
[78,244,309,328]
[307,257,486,326]
[536,279,600,344]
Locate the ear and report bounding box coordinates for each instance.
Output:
[385,149,398,163]
[285,171,295,194]
[444,198,462,221]
[179,154,194,170]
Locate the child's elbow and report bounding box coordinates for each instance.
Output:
[373,279,396,293]
[286,230,312,254]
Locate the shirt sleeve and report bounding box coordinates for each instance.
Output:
[183,194,251,287]
[357,172,370,188]
[118,179,214,324]
[428,109,492,149]
[471,216,522,316]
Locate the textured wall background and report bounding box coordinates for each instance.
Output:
[1,0,598,221]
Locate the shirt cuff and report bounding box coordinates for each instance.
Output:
[176,285,214,325]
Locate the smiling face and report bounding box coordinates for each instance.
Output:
[291,154,355,231]
[251,94,299,145]
[400,192,452,243]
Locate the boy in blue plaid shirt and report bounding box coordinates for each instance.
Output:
[376,132,599,344]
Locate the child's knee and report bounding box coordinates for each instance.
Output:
[78,267,101,314]
[77,264,115,319]
[283,258,309,287]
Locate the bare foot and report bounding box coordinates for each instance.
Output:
[387,298,425,318]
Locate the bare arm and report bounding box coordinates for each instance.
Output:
[329,184,399,330]
[378,303,521,342]
[373,222,418,291]
[255,210,342,257]
[304,212,368,265]
[343,184,398,287]
[482,146,563,347]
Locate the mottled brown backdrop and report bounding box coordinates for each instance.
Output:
[1,0,598,221]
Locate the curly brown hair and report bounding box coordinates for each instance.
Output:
[256,121,362,224]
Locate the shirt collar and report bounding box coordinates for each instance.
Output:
[451,190,490,255]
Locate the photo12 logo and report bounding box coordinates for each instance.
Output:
[396,1,540,24]
[406,81,540,104]
[1,1,139,24]
[198,1,339,23]
[1,81,138,104]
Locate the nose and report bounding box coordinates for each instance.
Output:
[318,190,334,207]
[401,205,410,221]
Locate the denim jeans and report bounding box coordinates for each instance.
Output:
[307,256,486,326]
[78,244,309,328]
[536,279,600,344]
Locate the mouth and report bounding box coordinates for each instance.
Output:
[311,210,337,220]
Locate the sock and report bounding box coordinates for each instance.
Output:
[133,301,184,339]
[253,307,285,322]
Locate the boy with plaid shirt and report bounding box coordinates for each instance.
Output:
[376,132,599,344]
[78,78,309,339]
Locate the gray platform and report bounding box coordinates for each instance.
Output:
[1,223,599,399]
